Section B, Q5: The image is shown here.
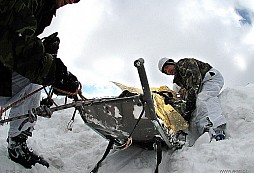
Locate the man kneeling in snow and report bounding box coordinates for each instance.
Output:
[158,57,227,145]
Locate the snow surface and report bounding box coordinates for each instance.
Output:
[1,85,254,173]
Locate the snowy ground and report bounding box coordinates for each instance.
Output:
[1,85,254,173]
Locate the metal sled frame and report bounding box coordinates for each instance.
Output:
[0,58,184,149]
[76,58,183,149]
[78,94,159,145]
[0,58,184,173]
[84,58,181,173]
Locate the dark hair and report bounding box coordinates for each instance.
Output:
[162,59,175,73]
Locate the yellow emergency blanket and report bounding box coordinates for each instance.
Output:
[112,82,189,132]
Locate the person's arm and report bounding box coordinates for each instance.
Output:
[0,0,56,85]
[176,59,202,120]
[1,0,79,93]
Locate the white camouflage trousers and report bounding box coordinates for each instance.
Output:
[188,68,227,145]
[0,72,41,138]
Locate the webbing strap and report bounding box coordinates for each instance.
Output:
[154,137,162,173]
[90,139,114,173]
[128,102,145,138]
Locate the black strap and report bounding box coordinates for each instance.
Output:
[152,91,173,99]
[90,139,114,173]
[154,137,162,173]
[67,108,77,131]
[128,102,145,137]
[90,102,144,173]
[152,91,175,105]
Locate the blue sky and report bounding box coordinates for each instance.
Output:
[40,0,254,98]
[235,8,253,25]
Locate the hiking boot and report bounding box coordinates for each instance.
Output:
[213,129,226,141]
[213,124,226,141]
[7,134,49,169]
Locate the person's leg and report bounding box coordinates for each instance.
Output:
[7,72,49,168]
[190,69,227,142]
[0,97,10,111]
[199,69,226,127]
[8,72,41,137]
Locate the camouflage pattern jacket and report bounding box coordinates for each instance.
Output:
[0,0,56,96]
[173,58,212,114]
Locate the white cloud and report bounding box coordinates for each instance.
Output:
[82,82,122,98]
[43,0,254,96]
[243,27,254,45]
[233,55,247,71]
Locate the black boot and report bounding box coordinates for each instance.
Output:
[7,133,49,169]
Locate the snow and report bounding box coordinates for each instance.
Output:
[1,85,254,173]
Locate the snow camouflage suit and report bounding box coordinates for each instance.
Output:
[0,0,57,97]
[173,58,226,144]
[173,58,212,114]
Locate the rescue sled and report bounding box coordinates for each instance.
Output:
[0,58,189,173]
[77,58,189,149]
[75,58,189,173]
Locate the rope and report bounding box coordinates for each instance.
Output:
[52,82,83,96]
[53,82,87,131]
[0,82,87,121]
[0,86,45,118]
[115,100,145,150]
[43,87,58,107]
[89,104,145,172]
[114,137,133,150]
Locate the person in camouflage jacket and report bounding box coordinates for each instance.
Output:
[0,0,80,168]
[158,58,227,145]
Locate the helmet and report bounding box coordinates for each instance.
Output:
[158,58,175,73]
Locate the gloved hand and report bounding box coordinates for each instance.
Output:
[182,111,192,122]
[51,58,79,95]
[42,32,60,56]
[53,71,79,95]
[152,91,174,105]
[163,96,174,105]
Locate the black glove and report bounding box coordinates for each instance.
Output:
[52,58,79,95]
[42,32,60,56]
[53,71,79,95]
[152,91,174,105]
[40,97,54,108]
[182,111,192,122]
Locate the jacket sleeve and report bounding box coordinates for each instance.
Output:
[0,0,56,85]
[176,59,202,113]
